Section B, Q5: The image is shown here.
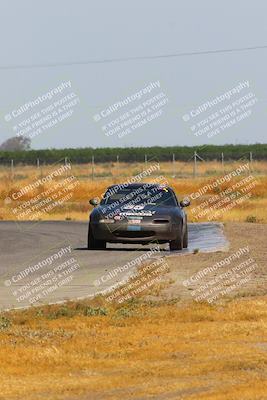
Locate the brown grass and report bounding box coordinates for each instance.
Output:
[0,296,267,400]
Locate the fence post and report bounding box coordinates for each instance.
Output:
[64,157,69,177]
[221,152,224,171]
[193,151,197,178]
[249,151,253,173]
[172,153,175,177]
[91,155,95,181]
[116,154,120,178]
[11,159,14,180]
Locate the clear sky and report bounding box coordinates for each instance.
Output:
[0,0,266,149]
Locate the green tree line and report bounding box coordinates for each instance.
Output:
[0,144,266,165]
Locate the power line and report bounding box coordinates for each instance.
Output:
[0,44,267,70]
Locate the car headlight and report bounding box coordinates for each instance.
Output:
[99,218,115,224]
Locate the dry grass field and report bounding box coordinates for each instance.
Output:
[0,160,266,223]
[0,294,267,400]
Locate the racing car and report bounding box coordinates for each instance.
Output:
[88,183,190,251]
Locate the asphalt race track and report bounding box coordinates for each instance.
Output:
[0,221,229,310]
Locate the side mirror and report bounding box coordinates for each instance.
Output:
[89,198,99,207]
[180,198,190,208]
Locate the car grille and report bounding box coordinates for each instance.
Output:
[114,231,155,238]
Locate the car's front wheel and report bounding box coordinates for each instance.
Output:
[88,225,106,250]
[170,226,183,251]
[183,224,188,248]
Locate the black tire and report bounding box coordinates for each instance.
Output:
[170,226,183,251]
[88,225,106,250]
[183,224,188,248]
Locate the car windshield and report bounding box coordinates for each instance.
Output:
[101,186,177,207]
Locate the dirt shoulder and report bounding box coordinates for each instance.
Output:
[158,222,267,302]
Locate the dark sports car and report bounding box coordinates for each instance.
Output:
[88,183,190,251]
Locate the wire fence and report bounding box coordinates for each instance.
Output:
[0,151,260,181]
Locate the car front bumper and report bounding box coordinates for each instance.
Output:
[90,220,182,243]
